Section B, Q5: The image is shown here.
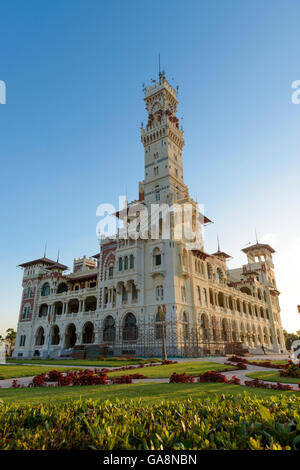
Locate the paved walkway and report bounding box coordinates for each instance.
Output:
[1,356,298,391]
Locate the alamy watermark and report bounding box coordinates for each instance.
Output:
[96,196,205,249]
[291,80,300,104]
[0,80,6,104]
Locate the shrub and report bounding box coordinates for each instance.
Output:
[111,375,133,384]
[169,372,194,383]
[279,364,300,379]
[0,395,299,449]
[244,378,293,391]
[198,371,227,383]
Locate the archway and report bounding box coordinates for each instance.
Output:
[35,326,45,346]
[82,322,94,344]
[123,313,138,341]
[51,325,60,345]
[103,315,116,342]
[65,324,77,348]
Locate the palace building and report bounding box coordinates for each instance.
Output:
[13,73,286,358]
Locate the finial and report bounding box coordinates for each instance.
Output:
[158,53,161,80]
[255,228,259,244]
[217,234,220,252]
[57,249,60,263]
[44,242,47,258]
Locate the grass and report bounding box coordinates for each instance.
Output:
[0,381,298,405]
[0,365,78,380]
[107,361,235,378]
[248,359,288,365]
[247,371,300,385]
[6,357,157,367]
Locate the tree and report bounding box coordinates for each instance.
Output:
[5,328,16,356]
[283,330,300,350]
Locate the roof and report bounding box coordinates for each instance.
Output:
[212,250,231,259]
[192,249,209,260]
[67,271,98,282]
[19,257,68,270]
[241,243,275,254]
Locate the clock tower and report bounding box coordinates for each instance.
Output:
[141,74,189,208]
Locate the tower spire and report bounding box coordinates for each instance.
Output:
[217,234,220,252]
[43,242,47,258]
[255,228,259,244]
[57,249,60,263]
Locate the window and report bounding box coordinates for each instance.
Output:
[41,283,50,297]
[181,286,186,302]
[156,285,164,299]
[103,315,116,342]
[119,258,123,271]
[122,285,128,302]
[197,286,201,303]
[129,254,134,269]
[123,313,138,341]
[132,284,138,301]
[108,266,114,279]
[124,256,128,270]
[19,335,26,347]
[155,254,161,266]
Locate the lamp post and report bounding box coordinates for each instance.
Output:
[161,304,167,361]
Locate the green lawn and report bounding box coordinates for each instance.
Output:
[0,365,78,380]
[6,357,158,367]
[247,371,300,385]
[248,360,288,365]
[108,361,235,378]
[0,381,298,405]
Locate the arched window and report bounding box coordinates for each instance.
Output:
[123,313,138,341]
[203,288,208,306]
[218,292,224,308]
[156,285,164,299]
[118,258,123,271]
[57,283,68,294]
[51,325,60,345]
[182,312,189,340]
[124,256,128,270]
[82,322,94,344]
[240,287,252,296]
[65,324,76,348]
[229,296,233,310]
[200,314,209,341]
[197,286,201,303]
[54,301,63,315]
[39,304,48,318]
[129,254,134,269]
[132,283,138,301]
[68,299,79,313]
[84,296,97,312]
[207,264,213,279]
[103,316,116,342]
[35,327,45,346]
[41,283,50,297]
[221,319,228,342]
[153,247,162,266]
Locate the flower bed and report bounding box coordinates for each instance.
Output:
[227,355,288,370]
[279,364,300,379]
[244,377,293,391]
[169,370,241,385]
[11,368,150,388]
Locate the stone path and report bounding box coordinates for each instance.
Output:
[1,356,298,391]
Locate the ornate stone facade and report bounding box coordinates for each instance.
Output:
[13,74,286,358]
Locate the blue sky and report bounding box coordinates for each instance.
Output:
[0,0,299,335]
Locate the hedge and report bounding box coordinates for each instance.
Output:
[0,395,299,450]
